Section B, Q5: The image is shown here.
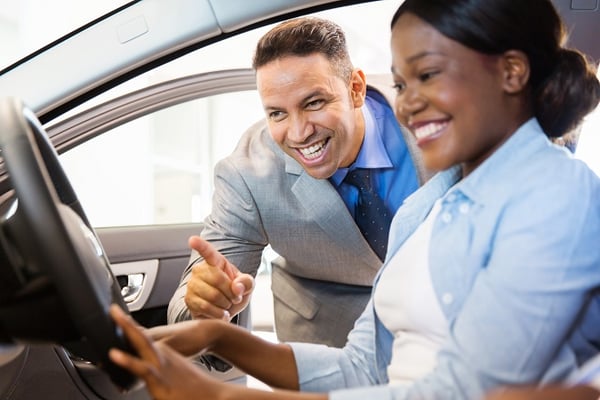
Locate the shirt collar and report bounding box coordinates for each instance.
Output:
[330,99,394,186]
[449,117,548,204]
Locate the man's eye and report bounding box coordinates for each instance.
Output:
[306,99,324,110]
[269,111,285,122]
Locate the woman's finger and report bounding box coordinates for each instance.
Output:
[109,304,161,366]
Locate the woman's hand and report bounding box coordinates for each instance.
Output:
[108,305,227,400]
[145,317,223,357]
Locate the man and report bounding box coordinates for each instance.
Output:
[168,16,429,349]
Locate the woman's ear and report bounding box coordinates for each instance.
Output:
[349,68,367,107]
[502,50,530,94]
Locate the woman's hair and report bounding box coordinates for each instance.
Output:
[252,17,354,81]
[391,0,600,138]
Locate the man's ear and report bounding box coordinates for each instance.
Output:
[349,68,367,107]
[502,50,530,94]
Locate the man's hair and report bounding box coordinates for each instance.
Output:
[252,16,354,81]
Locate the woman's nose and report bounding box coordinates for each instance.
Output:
[396,86,426,119]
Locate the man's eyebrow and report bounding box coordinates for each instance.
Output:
[263,89,325,111]
[263,105,280,112]
[299,89,325,104]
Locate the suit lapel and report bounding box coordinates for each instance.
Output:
[286,155,382,269]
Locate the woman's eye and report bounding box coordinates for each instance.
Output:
[420,70,438,82]
[393,82,406,94]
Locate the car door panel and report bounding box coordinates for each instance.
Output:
[98,223,200,322]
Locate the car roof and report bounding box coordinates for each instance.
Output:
[0,0,373,120]
[0,0,597,123]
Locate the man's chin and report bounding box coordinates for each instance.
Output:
[304,166,335,180]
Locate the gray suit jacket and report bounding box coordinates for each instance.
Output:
[168,78,430,347]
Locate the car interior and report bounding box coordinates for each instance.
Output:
[0,0,598,399]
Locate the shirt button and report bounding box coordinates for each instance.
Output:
[459,203,470,214]
[441,212,452,223]
[442,293,454,304]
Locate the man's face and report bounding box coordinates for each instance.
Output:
[256,53,366,179]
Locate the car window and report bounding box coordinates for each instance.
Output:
[55,1,402,228]
[59,90,263,227]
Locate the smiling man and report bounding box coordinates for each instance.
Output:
[168,16,428,351]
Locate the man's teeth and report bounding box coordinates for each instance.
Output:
[414,122,447,140]
[299,140,326,159]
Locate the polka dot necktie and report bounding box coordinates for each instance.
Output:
[343,169,392,261]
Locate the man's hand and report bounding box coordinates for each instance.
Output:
[184,236,255,321]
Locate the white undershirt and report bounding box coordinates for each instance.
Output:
[374,199,448,385]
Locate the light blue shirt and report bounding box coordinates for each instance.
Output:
[290,118,600,399]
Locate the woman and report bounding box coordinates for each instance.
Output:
[108,1,600,399]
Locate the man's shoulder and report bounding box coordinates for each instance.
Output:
[217,118,286,176]
[230,118,279,157]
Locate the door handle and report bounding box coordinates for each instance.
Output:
[110,259,158,311]
[119,273,144,303]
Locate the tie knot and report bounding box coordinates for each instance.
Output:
[344,169,374,193]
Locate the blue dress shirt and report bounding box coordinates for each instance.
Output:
[330,89,418,220]
[290,118,600,399]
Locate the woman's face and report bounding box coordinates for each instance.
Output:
[391,12,524,176]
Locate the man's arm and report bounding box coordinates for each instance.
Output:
[167,156,268,325]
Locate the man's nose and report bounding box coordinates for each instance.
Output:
[288,113,314,142]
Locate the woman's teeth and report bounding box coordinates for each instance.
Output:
[414,121,448,140]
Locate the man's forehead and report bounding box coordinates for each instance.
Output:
[257,61,341,103]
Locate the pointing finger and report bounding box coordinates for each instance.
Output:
[188,236,238,280]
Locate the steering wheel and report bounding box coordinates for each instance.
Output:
[0,97,137,389]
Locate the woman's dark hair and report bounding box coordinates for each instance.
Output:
[391,0,600,138]
[252,17,353,81]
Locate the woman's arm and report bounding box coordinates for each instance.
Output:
[485,385,600,400]
[109,305,328,400]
